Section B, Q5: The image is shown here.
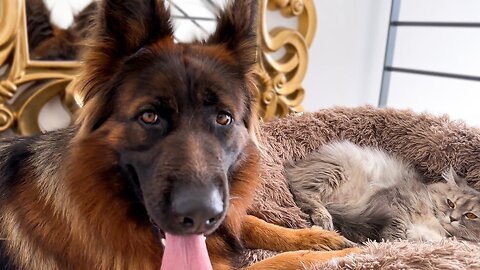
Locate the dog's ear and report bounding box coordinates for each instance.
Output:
[78,0,173,104]
[208,0,258,72]
[99,0,173,56]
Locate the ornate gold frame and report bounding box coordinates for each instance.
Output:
[0,0,316,135]
[257,0,316,121]
[0,0,79,135]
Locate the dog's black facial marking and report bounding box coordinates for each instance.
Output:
[123,164,143,201]
[116,163,151,224]
[120,162,169,243]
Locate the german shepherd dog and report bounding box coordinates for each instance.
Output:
[0,0,357,269]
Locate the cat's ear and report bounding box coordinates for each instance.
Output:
[442,167,467,187]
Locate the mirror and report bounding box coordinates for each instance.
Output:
[26,0,95,61]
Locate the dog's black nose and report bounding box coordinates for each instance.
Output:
[171,185,224,234]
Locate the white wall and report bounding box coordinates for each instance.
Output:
[302,0,391,110]
[388,0,480,127]
[303,0,480,127]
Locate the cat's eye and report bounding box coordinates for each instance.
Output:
[216,112,233,126]
[465,212,478,219]
[139,110,159,125]
[446,199,455,209]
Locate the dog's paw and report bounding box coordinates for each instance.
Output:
[336,236,358,249]
[295,227,357,251]
[310,212,334,231]
[244,248,362,269]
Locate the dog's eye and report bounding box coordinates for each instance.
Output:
[216,112,233,126]
[465,212,478,219]
[446,199,455,209]
[139,110,158,125]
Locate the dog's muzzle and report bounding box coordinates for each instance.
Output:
[166,183,225,235]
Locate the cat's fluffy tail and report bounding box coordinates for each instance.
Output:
[327,200,391,243]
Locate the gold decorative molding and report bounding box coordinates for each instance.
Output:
[0,0,317,135]
[0,0,79,135]
[256,0,316,121]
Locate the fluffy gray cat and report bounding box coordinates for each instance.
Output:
[286,141,480,243]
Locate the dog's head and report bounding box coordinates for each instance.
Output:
[75,0,258,237]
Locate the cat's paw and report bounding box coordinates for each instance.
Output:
[295,226,357,251]
[310,211,334,231]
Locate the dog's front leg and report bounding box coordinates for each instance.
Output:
[210,245,358,270]
[244,249,359,270]
[210,215,359,270]
[241,215,354,251]
[239,215,358,270]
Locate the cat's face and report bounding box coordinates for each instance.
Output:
[431,169,480,241]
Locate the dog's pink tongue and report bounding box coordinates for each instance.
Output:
[160,233,212,270]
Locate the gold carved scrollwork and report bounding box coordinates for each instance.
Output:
[256,0,316,121]
[0,0,79,135]
[0,104,15,131]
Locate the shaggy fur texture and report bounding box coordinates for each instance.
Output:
[314,239,480,270]
[243,105,480,269]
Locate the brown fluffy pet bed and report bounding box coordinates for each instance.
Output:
[242,106,480,269]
